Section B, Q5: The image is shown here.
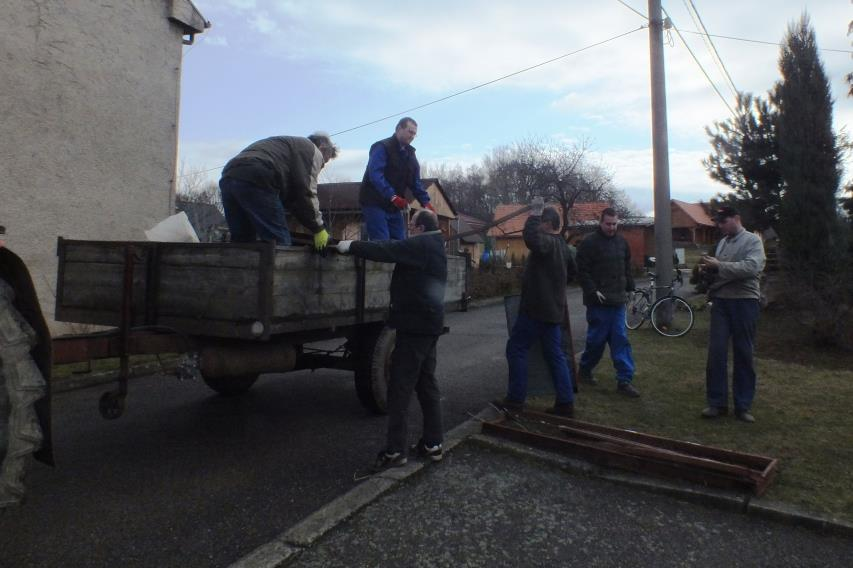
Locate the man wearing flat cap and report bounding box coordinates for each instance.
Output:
[699,206,765,423]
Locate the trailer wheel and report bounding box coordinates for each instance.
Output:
[354,326,395,414]
[202,373,259,396]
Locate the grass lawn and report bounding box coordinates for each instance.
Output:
[532,304,853,523]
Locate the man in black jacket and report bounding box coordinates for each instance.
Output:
[359,117,434,241]
[576,208,639,397]
[335,209,446,471]
[503,199,577,417]
[219,133,338,251]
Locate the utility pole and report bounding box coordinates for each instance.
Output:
[648,0,673,299]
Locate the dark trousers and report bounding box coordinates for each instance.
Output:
[505,312,574,404]
[706,298,760,411]
[386,332,443,454]
[219,177,292,245]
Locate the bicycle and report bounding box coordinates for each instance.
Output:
[625,270,694,337]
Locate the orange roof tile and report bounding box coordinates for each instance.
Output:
[672,199,715,227]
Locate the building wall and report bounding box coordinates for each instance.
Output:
[1,1,195,328]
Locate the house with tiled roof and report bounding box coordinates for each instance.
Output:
[488,202,653,269]
[288,178,458,242]
[671,200,716,245]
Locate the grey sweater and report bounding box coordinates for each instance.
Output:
[708,229,765,300]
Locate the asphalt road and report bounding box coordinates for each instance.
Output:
[0,296,589,568]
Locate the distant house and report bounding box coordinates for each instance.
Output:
[488,202,653,269]
[175,199,227,242]
[671,200,716,245]
[449,213,488,266]
[298,178,458,242]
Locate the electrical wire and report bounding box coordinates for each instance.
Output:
[661,7,736,117]
[179,26,646,178]
[682,0,738,98]
[614,0,648,20]
[330,26,646,137]
[676,28,853,54]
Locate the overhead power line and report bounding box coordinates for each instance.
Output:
[614,0,647,20]
[180,26,647,178]
[682,0,738,98]
[661,7,736,117]
[330,26,646,137]
[677,28,853,54]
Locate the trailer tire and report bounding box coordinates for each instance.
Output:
[202,373,259,397]
[354,326,395,414]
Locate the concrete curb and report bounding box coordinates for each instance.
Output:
[468,432,853,539]
[227,407,500,568]
[229,406,853,567]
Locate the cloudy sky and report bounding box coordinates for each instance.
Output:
[178,0,852,214]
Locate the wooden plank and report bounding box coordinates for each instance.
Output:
[159,246,262,269]
[59,261,148,313]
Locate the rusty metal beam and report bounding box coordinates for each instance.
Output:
[52,331,189,365]
[482,408,778,496]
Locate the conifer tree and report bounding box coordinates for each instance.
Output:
[773,14,843,279]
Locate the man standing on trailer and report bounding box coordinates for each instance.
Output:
[575,208,640,398]
[334,209,446,471]
[699,206,765,423]
[359,117,434,240]
[501,198,577,417]
[218,133,338,251]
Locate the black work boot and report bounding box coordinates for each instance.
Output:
[577,368,597,385]
[547,402,575,418]
[617,382,641,398]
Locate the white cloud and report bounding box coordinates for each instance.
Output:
[202,35,229,47]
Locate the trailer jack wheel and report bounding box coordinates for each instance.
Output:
[99,391,126,420]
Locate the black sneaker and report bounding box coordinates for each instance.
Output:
[410,439,443,462]
[578,368,597,385]
[372,451,407,472]
[617,382,641,398]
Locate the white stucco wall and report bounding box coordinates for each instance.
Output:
[0,0,204,330]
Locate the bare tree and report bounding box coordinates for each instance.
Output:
[175,162,226,242]
[484,137,621,238]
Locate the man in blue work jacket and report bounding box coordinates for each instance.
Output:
[359,117,434,240]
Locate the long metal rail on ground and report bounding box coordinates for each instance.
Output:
[483,406,778,496]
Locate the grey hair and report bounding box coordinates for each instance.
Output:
[308,131,339,160]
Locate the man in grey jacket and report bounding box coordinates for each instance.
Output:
[219,133,338,251]
[699,206,766,422]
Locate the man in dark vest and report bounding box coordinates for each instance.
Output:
[219,132,338,251]
[359,117,434,241]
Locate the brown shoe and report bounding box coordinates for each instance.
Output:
[547,402,575,418]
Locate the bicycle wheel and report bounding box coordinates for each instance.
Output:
[650,296,694,337]
[625,291,649,330]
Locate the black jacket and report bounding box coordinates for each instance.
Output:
[349,231,447,335]
[221,136,324,233]
[359,136,420,212]
[576,229,634,306]
[519,216,576,324]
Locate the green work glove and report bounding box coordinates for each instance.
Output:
[313,229,329,251]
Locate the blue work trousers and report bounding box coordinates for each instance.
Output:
[706,298,760,412]
[579,304,635,383]
[505,312,574,404]
[362,205,406,240]
[219,177,292,245]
